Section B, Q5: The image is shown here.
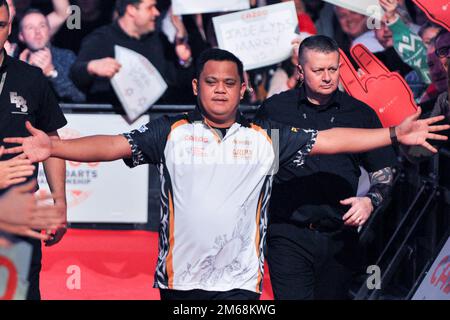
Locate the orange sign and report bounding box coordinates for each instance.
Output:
[339,44,417,127]
[413,0,450,31]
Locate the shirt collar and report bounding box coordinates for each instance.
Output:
[186,106,251,128]
[297,85,341,111]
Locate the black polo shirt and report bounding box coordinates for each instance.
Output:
[0,52,67,196]
[255,86,397,227]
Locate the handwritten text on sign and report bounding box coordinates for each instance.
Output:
[213,2,298,70]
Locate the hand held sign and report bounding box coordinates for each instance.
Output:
[339,44,418,127]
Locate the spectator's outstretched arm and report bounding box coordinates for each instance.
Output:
[47,0,71,36]
[379,0,431,84]
[3,122,132,163]
[311,108,449,155]
[0,180,66,244]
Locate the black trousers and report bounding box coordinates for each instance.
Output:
[18,236,42,300]
[267,223,361,300]
[160,288,261,300]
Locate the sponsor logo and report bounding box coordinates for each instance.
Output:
[10,92,28,114]
[185,135,209,143]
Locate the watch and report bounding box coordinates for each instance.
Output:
[389,126,398,147]
[367,193,382,208]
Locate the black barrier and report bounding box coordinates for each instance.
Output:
[352,148,450,300]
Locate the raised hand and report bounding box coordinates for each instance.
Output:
[87,57,122,79]
[379,0,398,22]
[0,180,66,241]
[396,108,449,153]
[413,0,450,31]
[339,44,418,128]
[3,121,52,163]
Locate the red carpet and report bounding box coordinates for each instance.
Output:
[41,229,274,300]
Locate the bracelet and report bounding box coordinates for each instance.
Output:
[389,126,399,147]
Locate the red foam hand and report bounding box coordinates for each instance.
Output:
[339,44,417,128]
[413,0,450,31]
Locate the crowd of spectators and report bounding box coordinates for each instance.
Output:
[5,0,449,115]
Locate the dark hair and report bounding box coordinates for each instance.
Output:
[418,21,442,38]
[435,28,449,44]
[195,48,244,83]
[115,0,142,17]
[0,0,9,18]
[19,9,46,31]
[298,35,340,65]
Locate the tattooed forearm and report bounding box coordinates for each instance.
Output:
[366,167,394,207]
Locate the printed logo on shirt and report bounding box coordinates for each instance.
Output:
[10,92,28,114]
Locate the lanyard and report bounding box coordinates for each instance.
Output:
[0,72,7,96]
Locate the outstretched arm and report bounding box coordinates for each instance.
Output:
[3,122,132,163]
[311,108,449,155]
[47,0,71,36]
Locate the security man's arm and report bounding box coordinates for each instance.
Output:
[341,167,394,226]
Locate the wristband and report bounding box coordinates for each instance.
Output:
[389,126,398,147]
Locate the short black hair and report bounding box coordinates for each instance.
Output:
[115,0,142,17]
[195,48,244,83]
[298,35,340,65]
[0,0,9,18]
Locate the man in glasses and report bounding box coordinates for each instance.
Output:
[431,30,450,121]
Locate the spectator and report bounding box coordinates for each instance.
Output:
[334,6,384,54]
[8,0,70,56]
[380,0,431,86]
[420,38,448,108]
[70,0,195,113]
[18,9,86,102]
[418,22,442,48]
[373,19,413,77]
[430,30,450,120]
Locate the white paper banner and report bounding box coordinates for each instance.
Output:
[213,2,299,71]
[172,0,250,15]
[112,46,168,123]
[412,236,450,300]
[37,114,149,224]
[322,0,383,17]
[0,239,32,300]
